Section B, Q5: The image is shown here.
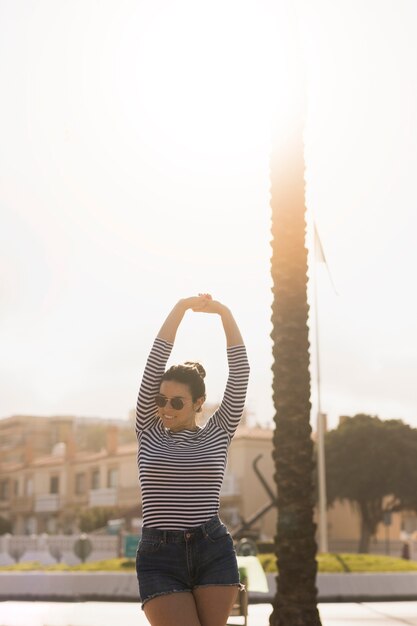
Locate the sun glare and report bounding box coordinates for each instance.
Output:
[116,1,285,170]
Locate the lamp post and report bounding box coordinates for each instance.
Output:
[313,237,328,554]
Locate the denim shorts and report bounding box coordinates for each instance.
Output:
[135,515,242,608]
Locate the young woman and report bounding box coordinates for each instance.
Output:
[135,294,250,626]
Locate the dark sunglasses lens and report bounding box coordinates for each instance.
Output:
[170,397,184,410]
[155,395,167,407]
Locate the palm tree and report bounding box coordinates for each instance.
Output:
[269,126,321,624]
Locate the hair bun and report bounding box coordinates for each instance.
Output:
[184,361,206,379]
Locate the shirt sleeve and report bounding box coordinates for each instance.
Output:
[135,337,173,435]
[210,344,250,439]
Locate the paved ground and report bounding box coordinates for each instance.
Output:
[1,602,417,626]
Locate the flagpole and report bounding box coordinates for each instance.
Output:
[313,223,329,554]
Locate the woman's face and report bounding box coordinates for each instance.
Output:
[157,380,204,432]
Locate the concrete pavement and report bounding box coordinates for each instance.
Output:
[1,601,417,626]
[3,571,417,602]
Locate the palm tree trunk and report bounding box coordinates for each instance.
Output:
[269,125,321,625]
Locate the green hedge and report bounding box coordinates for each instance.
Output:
[0,558,136,571]
[1,554,417,573]
[257,553,417,573]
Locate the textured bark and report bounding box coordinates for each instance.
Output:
[269,131,321,626]
[358,522,372,554]
[357,500,381,553]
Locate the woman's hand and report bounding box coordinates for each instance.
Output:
[158,295,242,346]
[179,294,225,314]
[158,295,230,343]
[179,295,210,312]
[195,293,226,315]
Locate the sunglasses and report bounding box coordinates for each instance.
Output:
[155,394,187,410]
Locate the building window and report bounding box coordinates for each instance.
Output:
[50,475,59,494]
[402,514,417,534]
[75,473,86,495]
[0,480,9,500]
[91,469,100,490]
[14,480,19,496]
[25,477,33,497]
[107,468,118,488]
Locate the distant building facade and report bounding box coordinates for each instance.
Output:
[0,415,276,538]
[1,414,416,554]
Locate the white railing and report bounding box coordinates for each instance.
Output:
[89,488,117,507]
[0,534,118,566]
[34,494,62,512]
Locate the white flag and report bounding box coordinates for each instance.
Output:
[314,223,326,264]
[313,221,339,295]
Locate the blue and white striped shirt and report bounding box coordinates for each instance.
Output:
[136,338,250,529]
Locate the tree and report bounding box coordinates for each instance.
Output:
[78,506,122,533]
[325,414,417,553]
[269,35,321,626]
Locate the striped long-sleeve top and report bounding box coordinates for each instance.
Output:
[135,337,250,529]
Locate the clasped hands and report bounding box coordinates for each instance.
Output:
[180,294,225,315]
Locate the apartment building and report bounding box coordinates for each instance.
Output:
[0,415,75,465]
[0,419,276,537]
[1,415,415,551]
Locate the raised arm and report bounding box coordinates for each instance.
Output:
[157,296,213,341]
[195,294,244,347]
[211,342,250,438]
[219,305,244,347]
[198,296,250,437]
[135,296,212,434]
[135,337,173,434]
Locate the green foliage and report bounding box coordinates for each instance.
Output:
[257,553,417,573]
[3,555,416,574]
[78,507,122,532]
[334,553,417,572]
[257,553,277,573]
[0,561,45,571]
[324,414,417,552]
[65,558,135,571]
[0,558,135,571]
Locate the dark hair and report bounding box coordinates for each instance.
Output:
[160,362,206,410]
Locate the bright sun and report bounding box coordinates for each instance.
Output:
[113,0,288,169]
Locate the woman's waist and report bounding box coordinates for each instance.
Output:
[141,514,223,542]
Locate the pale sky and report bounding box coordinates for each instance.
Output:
[1,0,416,432]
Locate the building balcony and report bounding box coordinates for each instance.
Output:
[89,488,117,507]
[221,474,240,497]
[35,494,63,512]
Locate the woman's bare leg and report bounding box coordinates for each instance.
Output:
[193,586,239,626]
[144,591,202,626]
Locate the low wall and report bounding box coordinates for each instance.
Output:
[1,571,417,603]
[251,572,417,602]
[0,572,139,601]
